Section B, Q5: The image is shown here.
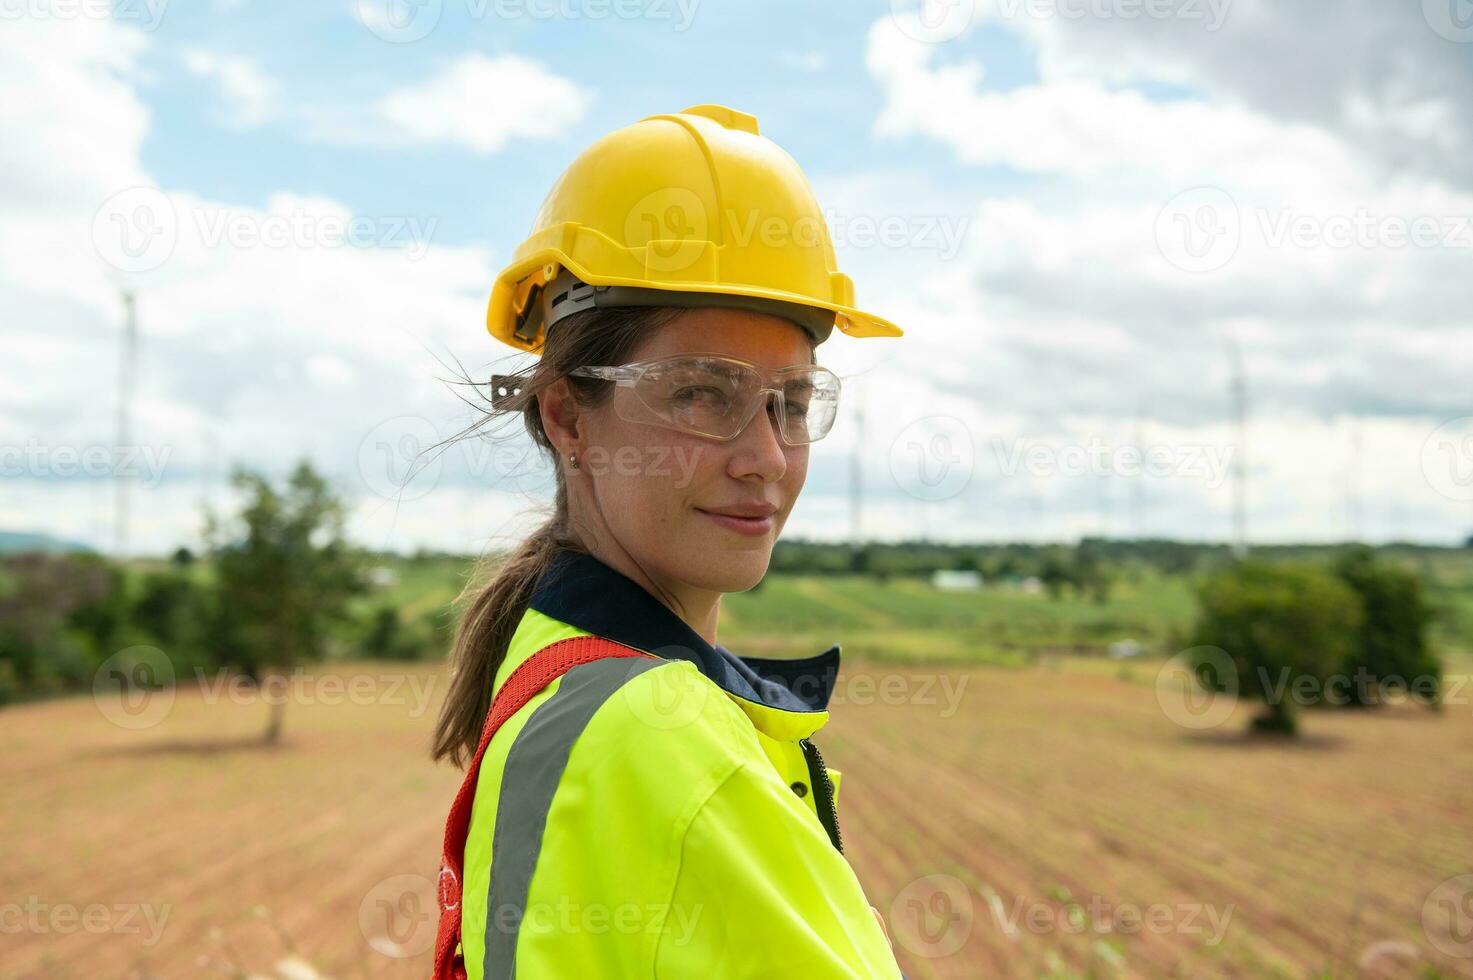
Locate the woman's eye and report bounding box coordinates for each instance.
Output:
[779,397,809,419]
[672,386,728,408]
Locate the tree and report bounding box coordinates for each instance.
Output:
[1190,561,1362,735]
[204,460,364,743]
[1331,547,1438,706]
[1039,555,1073,600]
[357,605,443,661]
[0,551,122,699]
[131,568,216,674]
[1072,543,1112,603]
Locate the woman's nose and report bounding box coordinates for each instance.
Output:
[728,390,789,479]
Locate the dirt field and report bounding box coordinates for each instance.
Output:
[4,657,1472,979]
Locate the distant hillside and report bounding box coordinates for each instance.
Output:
[0,530,96,554]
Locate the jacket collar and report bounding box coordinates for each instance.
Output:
[528,548,840,718]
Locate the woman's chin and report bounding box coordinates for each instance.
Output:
[677,536,772,593]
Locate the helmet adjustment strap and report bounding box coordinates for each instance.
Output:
[539,268,836,346]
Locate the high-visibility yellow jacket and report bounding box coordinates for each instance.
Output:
[459,548,902,978]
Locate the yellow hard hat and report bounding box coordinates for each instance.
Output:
[486,103,904,352]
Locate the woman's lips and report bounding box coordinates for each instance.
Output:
[696,508,775,536]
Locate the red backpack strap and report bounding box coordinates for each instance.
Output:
[432,635,661,980]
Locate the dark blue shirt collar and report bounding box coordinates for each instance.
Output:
[528,547,838,713]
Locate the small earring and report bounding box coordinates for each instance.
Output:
[568,451,580,470]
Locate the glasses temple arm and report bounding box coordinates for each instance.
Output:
[569,365,639,384]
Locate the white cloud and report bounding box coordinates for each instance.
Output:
[0,19,526,557]
[373,53,593,155]
[868,18,1359,191]
[306,354,357,388]
[961,0,1473,188]
[182,48,279,129]
[0,16,149,215]
[857,9,1473,544]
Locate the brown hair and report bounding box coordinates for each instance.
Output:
[430,304,685,767]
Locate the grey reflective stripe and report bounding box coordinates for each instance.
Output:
[483,655,667,980]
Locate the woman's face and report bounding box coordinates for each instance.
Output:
[571,308,815,595]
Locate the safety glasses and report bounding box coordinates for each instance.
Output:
[568,352,841,445]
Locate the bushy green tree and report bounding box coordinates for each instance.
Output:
[1332,546,1438,706]
[357,605,443,661]
[1073,544,1112,603]
[1191,561,1362,735]
[203,460,365,742]
[0,551,124,700]
[1040,555,1072,600]
[130,568,218,674]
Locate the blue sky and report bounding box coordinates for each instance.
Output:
[3,0,1472,554]
[138,2,1038,247]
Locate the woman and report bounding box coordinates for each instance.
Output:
[431,104,906,979]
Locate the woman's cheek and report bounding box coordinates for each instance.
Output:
[784,446,809,495]
[673,434,725,491]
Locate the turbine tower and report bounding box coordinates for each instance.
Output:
[1226,337,1248,557]
[850,379,865,544]
[114,289,138,559]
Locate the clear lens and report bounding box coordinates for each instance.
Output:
[642,356,755,438]
[613,355,839,444]
[778,368,840,444]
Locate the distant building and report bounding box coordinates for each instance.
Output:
[1109,639,1143,659]
[931,569,983,591]
[368,565,399,589]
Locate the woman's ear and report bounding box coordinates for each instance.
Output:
[537,376,583,457]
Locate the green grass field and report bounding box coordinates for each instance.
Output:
[722,573,1199,663]
[359,550,1473,668]
[356,558,1205,666]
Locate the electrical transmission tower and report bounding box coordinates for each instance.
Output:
[1226,337,1249,558]
[114,289,138,559]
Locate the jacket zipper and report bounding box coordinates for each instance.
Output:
[799,737,844,854]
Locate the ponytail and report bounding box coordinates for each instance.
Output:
[430,518,582,766]
[430,303,684,767]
